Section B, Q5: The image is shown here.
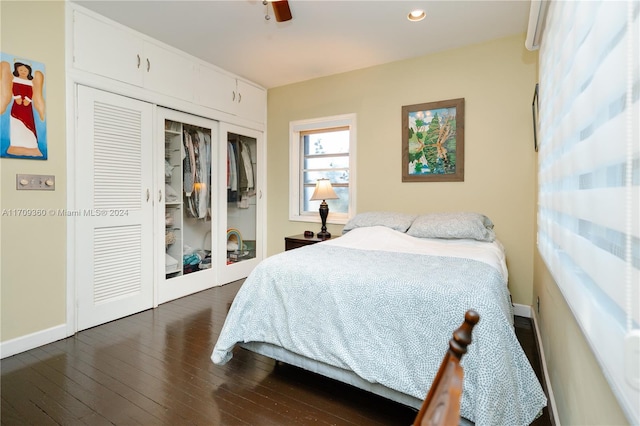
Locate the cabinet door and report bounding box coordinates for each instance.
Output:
[236,79,267,124]
[143,41,195,102]
[75,86,154,331]
[198,65,266,124]
[72,9,144,87]
[197,64,237,114]
[218,123,264,284]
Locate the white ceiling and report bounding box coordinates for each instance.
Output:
[72,0,532,89]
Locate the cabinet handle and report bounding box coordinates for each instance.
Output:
[238,92,242,103]
[146,58,150,72]
[159,190,162,202]
[137,54,141,69]
[146,189,150,202]
[232,91,236,102]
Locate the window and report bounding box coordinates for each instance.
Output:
[536,1,639,422]
[289,114,356,224]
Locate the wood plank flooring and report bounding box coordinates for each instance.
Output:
[1,279,552,425]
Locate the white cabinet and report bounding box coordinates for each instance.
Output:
[235,79,267,124]
[157,108,219,304]
[197,65,235,115]
[143,41,195,101]
[71,5,266,124]
[198,64,267,124]
[72,9,195,102]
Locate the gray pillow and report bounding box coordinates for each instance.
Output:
[342,211,417,234]
[407,212,496,242]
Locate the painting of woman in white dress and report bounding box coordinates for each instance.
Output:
[0,53,47,159]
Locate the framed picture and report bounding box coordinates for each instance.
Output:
[532,83,539,152]
[402,98,464,182]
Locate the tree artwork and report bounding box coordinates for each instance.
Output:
[408,109,457,175]
[402,99,464,182]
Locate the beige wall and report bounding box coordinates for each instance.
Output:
[267,34,538,305]
[534,252,628,425]
[1,1,67,342]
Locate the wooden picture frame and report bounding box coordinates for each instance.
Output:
[402,98,464,182]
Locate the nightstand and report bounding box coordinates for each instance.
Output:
[284,234,336,251]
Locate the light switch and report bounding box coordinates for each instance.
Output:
[16,174,55,190]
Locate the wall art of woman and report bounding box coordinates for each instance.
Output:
[1,58,46,158]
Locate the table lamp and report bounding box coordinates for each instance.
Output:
[310,178,339,239]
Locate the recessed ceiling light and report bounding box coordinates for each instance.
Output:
[408,9,426,22]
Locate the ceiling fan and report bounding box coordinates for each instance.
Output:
[264,0,292,22]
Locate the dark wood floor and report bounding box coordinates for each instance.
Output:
[1,280,552,425]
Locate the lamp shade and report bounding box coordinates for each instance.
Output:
[310,179,339,201]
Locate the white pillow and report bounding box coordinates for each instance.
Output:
[342,211,417,234]
[407,212,496,242]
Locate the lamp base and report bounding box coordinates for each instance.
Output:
[317,230,331,240]
[317,200,331,240]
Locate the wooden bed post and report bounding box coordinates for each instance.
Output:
[412,310,480,426]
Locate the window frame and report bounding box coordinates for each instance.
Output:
[289,113,357,225]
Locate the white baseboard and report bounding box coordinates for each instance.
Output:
[0,324,68,359]
[513,303,532,318]
[531,309,561,426]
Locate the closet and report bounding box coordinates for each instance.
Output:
[68,3,266,331]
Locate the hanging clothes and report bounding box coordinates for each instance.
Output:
[238,141,254,193]
[196,130,208,219]
[227,141,238,202]
[237,143,248,196]
[183,128,211,219]
[183,130,195,202]
[183,130,197,217]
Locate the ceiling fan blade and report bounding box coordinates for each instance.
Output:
[272,0,292,22]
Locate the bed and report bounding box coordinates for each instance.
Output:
[211,212,547,425]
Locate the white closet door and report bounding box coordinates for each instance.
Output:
[75,86,154,331]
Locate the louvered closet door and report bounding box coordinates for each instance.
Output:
[75,86,154,331]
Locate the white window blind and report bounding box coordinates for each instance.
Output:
[537,1,639,423]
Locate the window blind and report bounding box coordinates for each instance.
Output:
[537,1,639,423]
